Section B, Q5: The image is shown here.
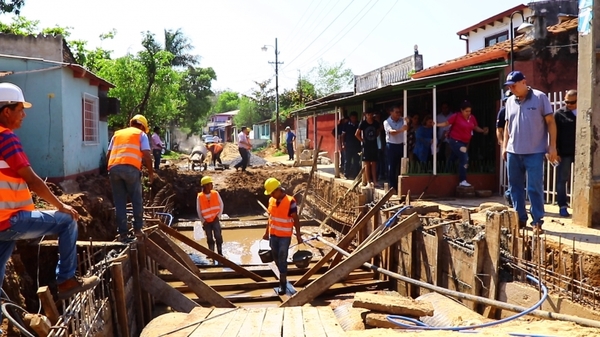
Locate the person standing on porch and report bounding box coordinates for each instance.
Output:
[383,105,409,191]
[502,71,557,234]
[197,176,224,255]
[437,100,489,188]
[553,89,577,218]
[341,112,361,180]
[262,178,302,295]
[496,91,513,207]
[285,126,296,161]
[436,102,452,165]
[355,109,381,187]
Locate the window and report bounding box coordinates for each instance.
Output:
[82,93,99,145]
[485,31,509,47]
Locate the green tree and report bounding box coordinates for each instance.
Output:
[179,66,217,134]
[250,79,275,122]
[279,78,317,118]
[308,60,354,97]
[210,91,240,114]
[0,0,25,14]
[0,16,39,35]
[233,96,259,128]
[164,28,198,67]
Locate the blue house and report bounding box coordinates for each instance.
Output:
[0,33,116,182]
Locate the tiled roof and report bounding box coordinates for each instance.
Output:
[456,4,528,36]
[414,18,577,79]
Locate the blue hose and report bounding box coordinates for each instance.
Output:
[387,274,548,332]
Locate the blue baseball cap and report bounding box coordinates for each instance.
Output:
[504,71,525,86]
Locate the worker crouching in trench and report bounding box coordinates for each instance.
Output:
[262,178,303,295]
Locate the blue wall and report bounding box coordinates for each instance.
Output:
[0,57,108,179]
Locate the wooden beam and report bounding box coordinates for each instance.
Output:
[316,307,345,337]
[434,226,444,287]
[110,262,130,337]
[159,224,266,282]
[352,292,434,316]
[140,269,199,313]
[294,188,396,287]
[282,307,304,337]
[282,213,420,307]
[149,231,199,276]
[130,245,145,331]
[145,238,235,308]
[36,287,59,324]
[483,212,502,318]
[471,238,486,312]
[298,136,323,216]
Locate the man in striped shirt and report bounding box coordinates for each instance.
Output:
[0,82,99,299]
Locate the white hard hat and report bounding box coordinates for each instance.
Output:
[0,83,32,108]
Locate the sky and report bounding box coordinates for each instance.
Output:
[7,0,528,95]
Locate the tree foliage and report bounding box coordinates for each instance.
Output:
[250,79,275,122]
[164,28,199,67]
[210,91,240,114]
[233,96,259,128]
[178,66,217,134]
[308,60,354,97]
[0,0,24,14]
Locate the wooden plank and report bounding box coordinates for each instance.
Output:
[236,308,267,337]
[110,262,130,337]
[140,269,198,313]
[217,309,247,337]
[471,238,487,312]
[298,136,323,216]
[316,307,345,337]
[36,286,59,324]
[301,307,326,337]
[149,231,199,276]
[138,241,153,325]
[189,308,237,337]
[282,307,304,337]
[130,245,145,332]
[295,188,397,287]
[145,238,235,308]
[283,213,420,307]
[434,226,444,286]
[483,212,502,318]
[364,312,401,329]
[259,307,284,337]
[352,292,433,316]
[159,224,266,282]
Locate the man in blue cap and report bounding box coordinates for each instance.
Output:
[501,71,557,234]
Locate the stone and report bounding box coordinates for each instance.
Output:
[352,292,434,317]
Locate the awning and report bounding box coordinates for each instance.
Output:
[292,64,506,118]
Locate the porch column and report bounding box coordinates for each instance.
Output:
[334,106,340,178]
[313,112,317,151]
[401,90,408,174]
[295,112,300,166]
[572,1,600,227]
[432,85,437,175]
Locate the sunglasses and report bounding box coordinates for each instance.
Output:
[565,100,577,104]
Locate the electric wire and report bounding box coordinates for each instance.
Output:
[284,0,319,48]
[344,0,400,60]
[292,0,380,71]
[285,0,357,69]
[1,303,35,337]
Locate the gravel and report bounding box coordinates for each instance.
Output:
[224,153,268,167]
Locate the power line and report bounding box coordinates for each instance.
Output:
[292,0,379,71]
[285,0,344,58]
[284,0,319,47]
[344,0,399,60]
[285,0,357,69]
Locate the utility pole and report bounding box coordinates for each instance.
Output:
[572,2,600,228]
[262,38,284,149]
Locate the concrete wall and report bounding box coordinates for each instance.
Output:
[0,34,64,62]
[466,9,533,53]
[0,57,65,178]
[60,69,108,179]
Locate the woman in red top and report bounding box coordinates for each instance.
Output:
[437,101,489,187]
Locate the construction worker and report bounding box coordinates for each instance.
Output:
[197,176,224,255]
[206,141,224,167]
[0,82,99,299]
[107,114,154,243]
[262,178,302,295]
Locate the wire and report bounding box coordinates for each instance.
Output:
[285,0,342,57]
[285,0,357,69]
[344,0,400,60]
[386,274,548,332]
[284,0,318,47]
[292,0,379,71]
[2,303,35,337]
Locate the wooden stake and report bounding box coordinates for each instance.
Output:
[130,245,145,331]
[36,286,59,325]
[482,212,501,318]
[298,136,323,216]
[110,262,130,337]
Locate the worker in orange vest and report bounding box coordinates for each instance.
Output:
[197,176,224,255]
[0,82,99,299]
[262,178,302,295]
[207,141,224,167]
[107,114,154,243]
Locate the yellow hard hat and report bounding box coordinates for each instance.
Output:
[130,114,149,133]
[264,178,281,195]
[201,176,213,186]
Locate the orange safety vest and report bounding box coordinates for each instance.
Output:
[0,126,34,225]
[208,143,223,154]
[268,195,295,237]
[108,127,144,170]
[198,190,222,223]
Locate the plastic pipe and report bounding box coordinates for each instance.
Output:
[313,235,600,329]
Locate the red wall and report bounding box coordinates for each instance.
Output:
[306,114,336,160]
[399,173,498,198]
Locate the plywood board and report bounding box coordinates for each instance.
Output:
[236,308,267,337]
[316,307,345,337]
[301,306,327,337]
[189,308,237,337]
[282,307,304,337]
[258,307,285,337]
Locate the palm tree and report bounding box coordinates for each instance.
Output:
[164,28,199,67]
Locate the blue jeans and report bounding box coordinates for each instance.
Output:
[269,235,291,275]
[386,143,404,191]
[447,138,469,182]
[109,164,144,236]
[235,148,250,170]
[556,156,573,208]
[286,142,294,160]
[152,149,162,170]
[507,152,545,225]
[0,210,78,284]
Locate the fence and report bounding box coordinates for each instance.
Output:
[499,90,573,206]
